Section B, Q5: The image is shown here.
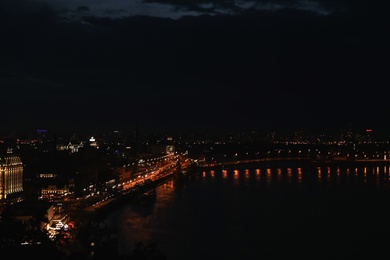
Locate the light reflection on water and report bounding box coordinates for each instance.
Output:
[103,164,390,260]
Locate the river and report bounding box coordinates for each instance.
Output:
[103,162,390,260]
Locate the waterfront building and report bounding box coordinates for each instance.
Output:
[40,184,70,201]
[0,149,23,201]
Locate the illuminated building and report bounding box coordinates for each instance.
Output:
[40,184,69,201]
[88,136,98,148]
[0,149,24,201]
[166,145,175,153]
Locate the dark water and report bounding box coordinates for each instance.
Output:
[104,163,390,260]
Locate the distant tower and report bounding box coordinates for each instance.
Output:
[365,129,373,143]
[0,151,23,201]
[134,118,139,156]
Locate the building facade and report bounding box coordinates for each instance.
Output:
[0,151,23,201]
[40,184,69,201]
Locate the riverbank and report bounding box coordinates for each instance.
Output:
[199,157,390,170]
[59,165,197,258]
[60,157,390,258]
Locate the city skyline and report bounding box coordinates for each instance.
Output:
[0,124,387,146]
[1,0,388,137]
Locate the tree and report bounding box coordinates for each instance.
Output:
[128,241,167,260]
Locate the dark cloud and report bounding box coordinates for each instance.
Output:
[1,0,384,24]
[77,6,90,12]
[141,0,386,16]
[0,0,389,136]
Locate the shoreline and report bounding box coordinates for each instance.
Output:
[60,157,390,258]
[199,157,390,169]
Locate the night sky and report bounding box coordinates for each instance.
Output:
[1,0,388,137]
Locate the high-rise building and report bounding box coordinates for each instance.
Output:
[0,149,23,201]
